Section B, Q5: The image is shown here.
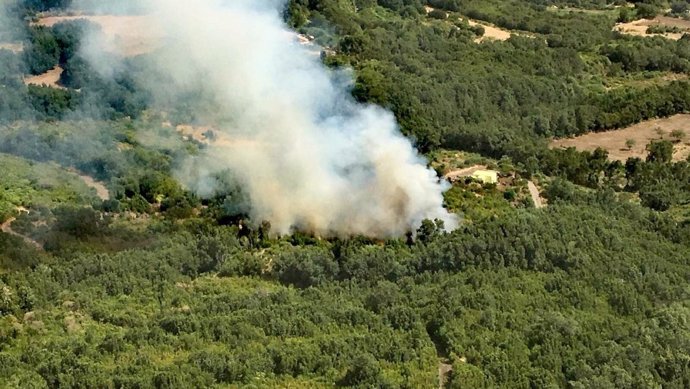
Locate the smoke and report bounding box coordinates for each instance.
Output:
[83,0,458,237]
[0,0,22,44]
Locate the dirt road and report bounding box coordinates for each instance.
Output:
[527,181,545,209]
[438,361,452,389]
[1,217,42,249]
[78,174,110,201]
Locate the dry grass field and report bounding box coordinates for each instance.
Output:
[24,66,65,89]
[33,15,162,56]
[551,114,690,162]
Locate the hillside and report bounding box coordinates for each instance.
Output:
[1,0,689,388]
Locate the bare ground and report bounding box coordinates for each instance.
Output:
[438,361,452,389]
[463,18,513,42]
[64,168,110,201]
[33,15,162,57]
[423,6,522,42]
[24,66,65,89]
[0,42,23,53]
[614,16,690,40]
[78,174,110,201]
[550,114,690,162]
[527,181,545,209]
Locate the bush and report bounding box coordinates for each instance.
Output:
[428,9,447,20]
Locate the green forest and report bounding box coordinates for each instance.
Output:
[1,0,689,388]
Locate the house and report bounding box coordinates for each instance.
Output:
[471,169,498,184]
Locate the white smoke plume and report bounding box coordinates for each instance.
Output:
[85,0,458,237]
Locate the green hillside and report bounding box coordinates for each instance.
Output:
[0,0,689,388]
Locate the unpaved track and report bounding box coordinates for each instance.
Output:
[1,217,42,249]
[438,361,452,389]
[66,169,109,201]
[78,174,110,201]
[527,181,545,209]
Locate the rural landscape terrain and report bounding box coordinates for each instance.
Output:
[0,0,689,388]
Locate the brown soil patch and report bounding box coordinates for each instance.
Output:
[65,168,109,200]
[551,114,690,162]
[78,174,110,201]
[33,15,162,57]
[614,16,690,40]
[423,6,515,42]
[24,66,65,89]
[0,42,23,53]
[463,19,513,42]
[527,181,545,209]
[438,361,452,389]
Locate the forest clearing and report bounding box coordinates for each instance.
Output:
[23,66,64,88]
[33,14,161,56]
[551,114,690,161]
[463,18,513,42]
[423,5,521,42]
[614,16,690,40]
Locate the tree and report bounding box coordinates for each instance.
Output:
[670,129,686,143]
[52,206,108,238]
[646,140,673,163]
[655,127,666,139]
[625,138,636,150]
[635,3,660,20]
[618,8,633,23]
[428,9,447,19]
[671,1,689,15]
[338,354,392,388]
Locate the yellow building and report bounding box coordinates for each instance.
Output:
[471,169,498,184]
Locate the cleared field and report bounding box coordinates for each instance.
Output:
[551,114,690,162]
[34,14,317,57]
[614,16,690,40]
[24,66,65,89]
[33,15,162,57]
[423,6,522,42]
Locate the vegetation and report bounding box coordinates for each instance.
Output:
[1,0,689,388]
